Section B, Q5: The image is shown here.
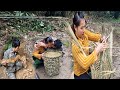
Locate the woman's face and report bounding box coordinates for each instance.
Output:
[74,19,86,38]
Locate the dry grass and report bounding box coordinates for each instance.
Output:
[91,25,114,79]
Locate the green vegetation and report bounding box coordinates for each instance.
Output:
[0,11,120,34]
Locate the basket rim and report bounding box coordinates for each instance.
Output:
[43,50,63,58]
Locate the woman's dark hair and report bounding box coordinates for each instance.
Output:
[72,11,85,34]
[12,38,20,48]
[44,36,53,44]
[54,39,62,49]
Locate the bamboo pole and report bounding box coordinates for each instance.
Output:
[0,16,70,19]
[110,27,113,63]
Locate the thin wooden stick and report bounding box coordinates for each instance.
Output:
[110,27,113,63]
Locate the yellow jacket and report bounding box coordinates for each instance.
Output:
[72,29,101,76]
[32,46,45,60]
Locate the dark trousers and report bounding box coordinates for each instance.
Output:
[32,56,44,69]
[74,72,91,79]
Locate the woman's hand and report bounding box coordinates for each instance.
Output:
[41,53,45,60]
[34,44,39,50]
[95,42,108,55]
[34,42,47,50]
[101,36,107,43]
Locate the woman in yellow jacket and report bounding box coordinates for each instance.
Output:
[72,12,108,79]
[32,37,62,69]
[32,37,54,68]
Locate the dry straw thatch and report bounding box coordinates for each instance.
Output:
[90,25,114,79]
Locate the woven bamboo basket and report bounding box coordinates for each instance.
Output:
[43,50,63,77]
[90,25,114,79]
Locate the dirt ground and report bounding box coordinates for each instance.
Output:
[0,18,120,79]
